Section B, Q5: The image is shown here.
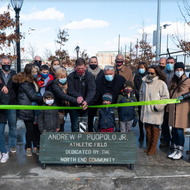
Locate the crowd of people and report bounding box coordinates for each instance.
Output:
[0,54,190,164]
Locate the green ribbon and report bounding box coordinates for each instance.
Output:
[0,99,180,110]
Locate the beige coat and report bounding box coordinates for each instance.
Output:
[168,74,190,129]
[139,76,169,125]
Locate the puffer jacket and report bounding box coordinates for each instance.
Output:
[38,91,60,133]
[139,76,169,125]
[12,72,43,121]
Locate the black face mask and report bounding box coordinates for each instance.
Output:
[159,65,165,71]
[89,64,98,70]
[2,65,11,72]
[34,60,42,68]
[116,60,123,66]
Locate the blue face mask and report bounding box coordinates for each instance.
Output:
[33,74,38,79]
[41,73,49,79]
[105,75,113,82]
[166,64,173,71]
[139,68,145,74]
[59,78,67,84]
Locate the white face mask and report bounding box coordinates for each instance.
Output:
[46,99,54,105]
[53,65,60,71]
[175,71,184,78]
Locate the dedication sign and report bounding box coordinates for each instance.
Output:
[39,132,137,165]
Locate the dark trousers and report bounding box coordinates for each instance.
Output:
[172,128,184,146]
[138,107,144,136]
[88,108,97,132]
[24,120,37,148]
[161,111,171,143]
[70,109,88,132]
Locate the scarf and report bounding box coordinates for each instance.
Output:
[88,66,101,79]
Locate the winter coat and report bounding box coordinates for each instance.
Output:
[12,72,43,121]
[95,107,118,129]
[114,65,133,83]
[0,69,17,105]
[139,76,169,125]
[38,91,60,133]
[93,74,126,105]
[0,91,9,123]
[67,70,96,106]
[168,74,190,129]
[163,69,174,88]
[117,93,138,122]
[134,72,147,101]
[48,79,77,107]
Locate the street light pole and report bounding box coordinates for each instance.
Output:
[11,0,24,73]
[75,46,80,59]
[156,0,161,63]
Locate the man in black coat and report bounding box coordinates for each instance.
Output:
[87,56,104,132]
[67,58,96,132]
[92,65,126,106]
[0,56,17,153]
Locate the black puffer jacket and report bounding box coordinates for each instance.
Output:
[13,72,43,121]
[0,69,17,105]
[38,91,60,133]
[48,79,77,106]
[0,91,10,123]
[67,70,96,106]
[134,72,147,101]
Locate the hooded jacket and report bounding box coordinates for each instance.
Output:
[12,72,43,121]
[38,91,60,133]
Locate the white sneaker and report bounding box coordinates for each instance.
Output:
[172,146,183,160]
[1,153,9,163]
[168,150,178,158]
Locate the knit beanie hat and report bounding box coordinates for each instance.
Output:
[174,62,184,71]
[124,80,134,90]
[102,93,112,102]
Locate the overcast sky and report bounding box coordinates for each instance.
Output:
[1,0,190,60]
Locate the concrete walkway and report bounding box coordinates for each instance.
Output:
[1,119,190,190]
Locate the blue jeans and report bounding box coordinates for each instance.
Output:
[7,109,17,148]
[70,109,88,132]
[0,123,7,153]
[172,128,184,146]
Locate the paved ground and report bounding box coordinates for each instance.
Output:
[1,119,190,190]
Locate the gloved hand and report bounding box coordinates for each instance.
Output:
[77,96,84,104]
[177,96,184,101]
[132,118,138,127]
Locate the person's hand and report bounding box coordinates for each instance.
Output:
[82,101,88,110]
[177,96,184,101]
[77,96,84,105]
[132,118,138,127]
[1,86,8,94]
[56,128,60,132]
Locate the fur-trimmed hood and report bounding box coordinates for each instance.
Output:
[12,72,33,84]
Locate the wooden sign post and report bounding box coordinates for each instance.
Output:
[39,132,137,170]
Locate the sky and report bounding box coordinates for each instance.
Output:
[1,0,190,61]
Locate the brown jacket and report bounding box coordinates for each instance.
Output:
[168,74,190,129]
[114,65,133,83]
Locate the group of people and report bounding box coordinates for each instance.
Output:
[0,54,189,165]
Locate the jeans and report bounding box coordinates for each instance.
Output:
[120,120,132,132]
[0,123,7,153]
[172,128,184,146]
[70,109,88,132]
[7,109,17,148]
[161,111,171,143]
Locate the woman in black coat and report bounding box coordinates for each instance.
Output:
[13,64,43,157]
[134,62,148,142]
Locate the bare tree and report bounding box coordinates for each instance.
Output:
[43,48,52,61]
[27,43,37,59]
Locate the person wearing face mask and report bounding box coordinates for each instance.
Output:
[49,58,63,78]
[0,56,17,154]
[67,58,96,132]
[140,65,169,155]
[32,55,42,69]
[159,57,167,71]
[38,91,60,134]
[87,56,104,132]
[159,57,175,148]
[38,65,54,96]
[134,62,148,141]
[167,62,190,160]
[92,65,126,107]
[114,54,133,83]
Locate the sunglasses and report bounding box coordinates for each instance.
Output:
[34,60,42,64]
[147,72,155,75]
